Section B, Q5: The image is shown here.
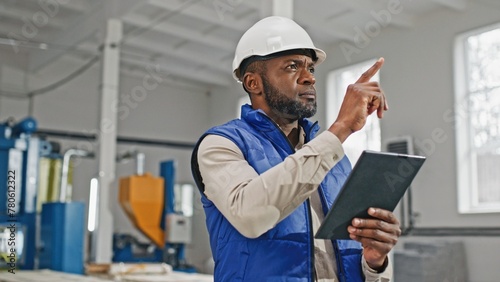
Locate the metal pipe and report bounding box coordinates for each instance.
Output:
[401,186,416,236]
[404,227,500,237]
[59,148,94,202]
[116,149,145,175]
[35,128,195,149]
[407,186,416,229]
[116,149,137,163]
[399,193,406,233]
[136,152,145,176]
[119,136,194,149]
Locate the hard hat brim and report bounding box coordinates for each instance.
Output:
[233,47,326,82]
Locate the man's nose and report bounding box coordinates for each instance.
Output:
[298,68,315,85]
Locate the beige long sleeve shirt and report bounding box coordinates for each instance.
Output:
[197,129,392,281]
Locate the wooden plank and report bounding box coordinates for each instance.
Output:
[0,270,111,282]
[121,272,213,282]
[0,270,213,282]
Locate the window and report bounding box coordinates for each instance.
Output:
[326,59,381,165]
[454,23,500,213]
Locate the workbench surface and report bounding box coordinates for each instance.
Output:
[0,269,214,282]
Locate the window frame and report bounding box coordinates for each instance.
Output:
[454,22,500,214]
[326,58,381,165]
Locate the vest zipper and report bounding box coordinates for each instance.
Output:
[259,113,317,281]
[317,159,347,282]
[306,198,316,282]
[333,240,347,282]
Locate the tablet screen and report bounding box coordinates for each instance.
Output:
[315,150,426,240]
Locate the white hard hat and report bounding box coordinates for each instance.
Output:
[232,16,326,82]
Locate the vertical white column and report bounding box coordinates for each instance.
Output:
[260,0,294,19]
[272,0,294,18]
[93,18,122,263]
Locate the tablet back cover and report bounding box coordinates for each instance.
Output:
[315,150,425,240]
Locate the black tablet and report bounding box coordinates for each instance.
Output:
[315,150,426,240]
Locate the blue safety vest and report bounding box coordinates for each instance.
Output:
[191,104,364,281]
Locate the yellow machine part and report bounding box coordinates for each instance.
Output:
[119,173,165,247]
[37,157,63,212]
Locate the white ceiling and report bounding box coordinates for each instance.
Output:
[0,0,494,95]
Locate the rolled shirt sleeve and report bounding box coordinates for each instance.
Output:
[362,256,393,282]
[197,131,344,238]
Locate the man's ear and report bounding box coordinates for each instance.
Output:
[243,72,263,95]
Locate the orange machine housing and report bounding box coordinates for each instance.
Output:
[119,173,165,247]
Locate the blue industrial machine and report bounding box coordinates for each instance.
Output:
[0,117,86,274]
[113,159,195,272]
[0,117,49,269]
[1,117,195,274]
[37,148,92,274]
[38,201,85,274]
[160,160,194,272]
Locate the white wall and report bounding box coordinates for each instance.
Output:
[207,82,245,125]
[319,3,500,281]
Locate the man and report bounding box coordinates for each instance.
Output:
[191,16,400,281]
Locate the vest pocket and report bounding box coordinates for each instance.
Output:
[215,240,250,281]
[237,243,250,280]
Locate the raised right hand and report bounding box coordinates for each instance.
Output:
[328,57,388,143]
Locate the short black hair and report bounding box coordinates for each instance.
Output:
[238,48,317,81]
[241,60,267,95]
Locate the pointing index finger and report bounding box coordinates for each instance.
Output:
[356,57,384,83]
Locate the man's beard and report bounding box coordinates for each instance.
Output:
[262,76,317,119]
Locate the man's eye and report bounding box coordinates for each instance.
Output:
[288,63,297,69]
[309,67,315,74]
